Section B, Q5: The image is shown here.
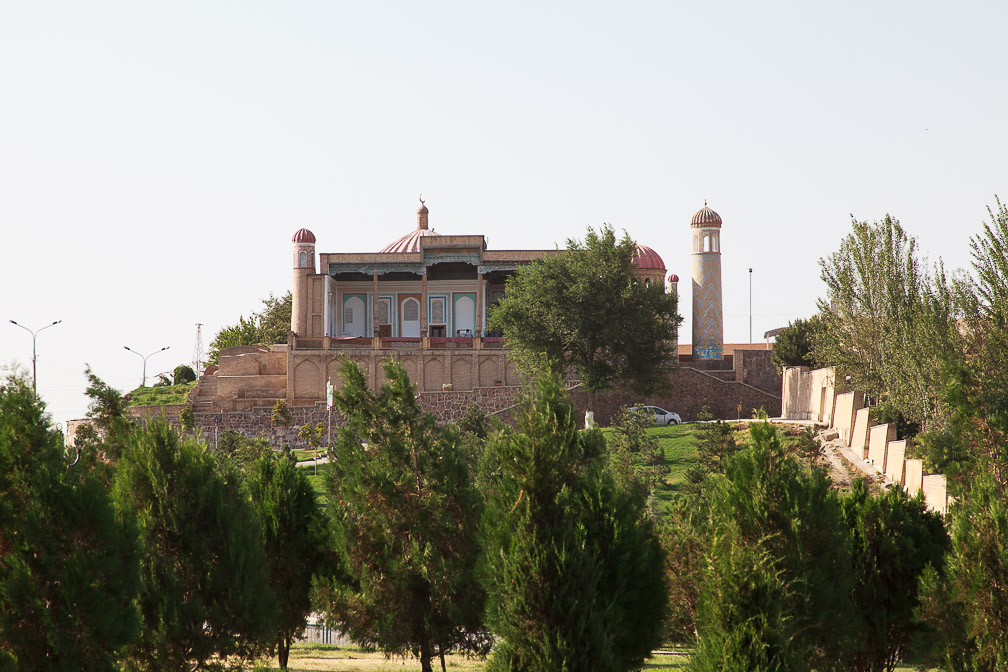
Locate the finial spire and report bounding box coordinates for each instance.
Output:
[417,194,429,229]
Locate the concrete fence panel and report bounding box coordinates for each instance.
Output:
[922,474,948,516]
[851,407,872,457]
[867,423,896,471]
[904,459,924,496]
[832,391,864,445]
[884,439,907,485]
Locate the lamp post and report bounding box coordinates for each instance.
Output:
[124,345,170,387]
[748,267,753,343]
[9,319,62,396]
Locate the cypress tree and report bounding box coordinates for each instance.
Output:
[113,421,275,672]
[0,371,140,672]
[316,359,488,672]
[480,375,666,672]
[247,450,330,671]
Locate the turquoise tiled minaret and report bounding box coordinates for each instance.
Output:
[691,202,724,360]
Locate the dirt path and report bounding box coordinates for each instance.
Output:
[818,428,856,488]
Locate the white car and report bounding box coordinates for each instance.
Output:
[636,405,682,425]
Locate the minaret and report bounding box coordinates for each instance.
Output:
[691,202,724,360]
[291,228,316,337]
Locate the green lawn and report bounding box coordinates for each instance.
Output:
[124,381,197,406]
[251,644,932,671]
[250,644,691,671]
[304,468,329,505]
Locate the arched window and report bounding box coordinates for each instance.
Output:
[703,235,711,252]
[712,234,719,252]
[298,251,307,268]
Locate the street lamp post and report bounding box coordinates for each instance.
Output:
[9,319,62,395]
[124,345,170,387]
[748,268,753,343]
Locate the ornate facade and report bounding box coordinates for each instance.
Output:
[280,201,676,400]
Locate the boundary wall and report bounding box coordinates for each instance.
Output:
[782,366,950,516]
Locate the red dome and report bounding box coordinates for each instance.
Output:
[292,228,316,244]
[379,227,441,254]
[631,244,665,271]
[668,273,679,283]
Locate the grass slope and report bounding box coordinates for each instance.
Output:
[124,381,197,407]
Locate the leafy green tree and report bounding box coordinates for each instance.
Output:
[179,405,196,433]
[113,421,275,672]
[770,315,824,373]
[699,421,853,671]
[943,197,1008,486]
[661,497,709,645]
[0,371,140,671]
[173,364,197,384]
[81,364,133,460]
[297,421,326,462]
[684,409,739,496]
[608,406,665,500]
[840,480,947,672]
[209,291,292,364]
[271,398,293,428]
[816,215,964,431]
[247,450,330,671]
[919,465,1008,671]
[315,360,488,672]
[690,536,802,672]
[480,375,666,672]
[487,225,681,407]
[213,429,272,468]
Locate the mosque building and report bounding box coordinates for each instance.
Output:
[182,200,768,425]
[278,199,683,399]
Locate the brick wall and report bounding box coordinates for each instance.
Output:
[128,386,523,449]
[569,366,781,426]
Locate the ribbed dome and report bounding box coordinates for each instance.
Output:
[691,203,722,228]
[631,244,665,270]
[668,273,679,283]
[292,228,316,243]
[379,227,441,254]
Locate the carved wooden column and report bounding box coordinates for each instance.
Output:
[420,272,429,336]
[475,271,485,336]
[372,273,380,344]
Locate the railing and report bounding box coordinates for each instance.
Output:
[294,338,324,350]
[430,336,474,349]
[329,337,371,349]
[380,337,421,349]
[292,335,508,351]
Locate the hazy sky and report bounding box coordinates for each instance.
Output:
[2,1,1006,428]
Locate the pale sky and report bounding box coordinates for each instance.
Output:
[2,1,1006,428]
